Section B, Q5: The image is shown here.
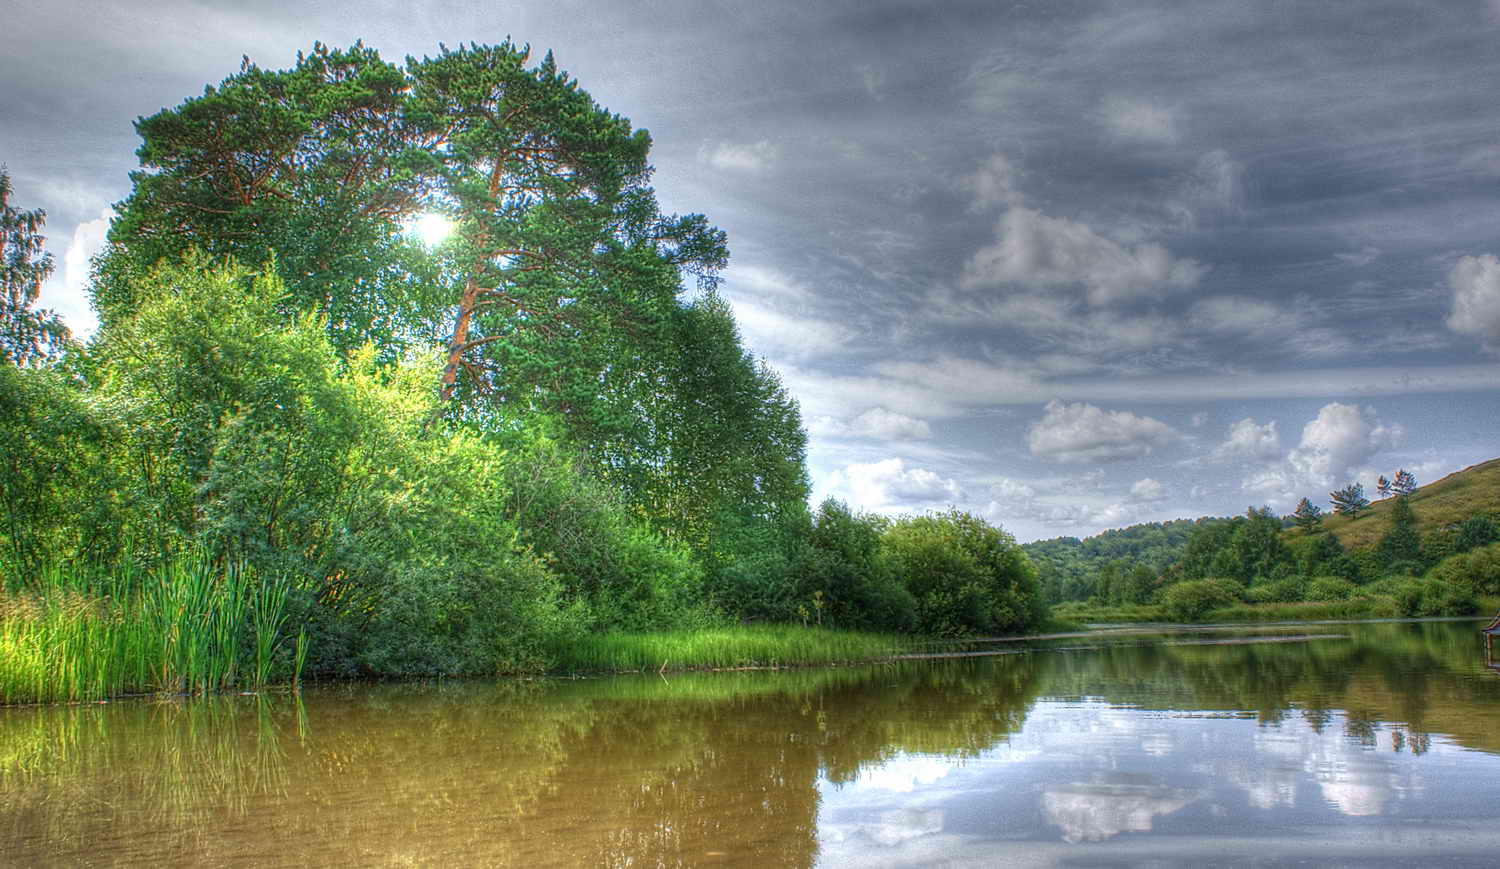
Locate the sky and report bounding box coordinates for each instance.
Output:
[5,0,1500,542]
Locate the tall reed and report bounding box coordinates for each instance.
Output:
[0,552,303,705]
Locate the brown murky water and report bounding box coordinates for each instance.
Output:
[6,620,1500,867]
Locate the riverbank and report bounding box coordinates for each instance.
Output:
[1053,594,1500,626]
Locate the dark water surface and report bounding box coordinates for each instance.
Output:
[7,620,1500,867]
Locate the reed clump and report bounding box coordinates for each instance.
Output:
[0,553,302,705]
[546,624,908,674]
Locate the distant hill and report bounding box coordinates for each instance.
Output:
[1023,457,1500,602]
[1311,457,1500,550]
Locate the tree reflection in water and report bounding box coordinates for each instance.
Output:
[3,621,1500,866]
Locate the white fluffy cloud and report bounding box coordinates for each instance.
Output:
[699,140,779,173]
[808,407,931,441]
[962,207,1206,306]
[37,206,110,337]
[1129,477,1166,501]
[1102,96,1179,144]
[1287,403,1405,486]
[1027,400,1180,463]
[1213,418,1282,461]
[827,458,963,510]
[966,153,1022,211]
[1242,403,1405,503]
[1447,254,1500,343]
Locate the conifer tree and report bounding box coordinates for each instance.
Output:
[1329,483,1370,519]
[1292,497,1324,532]
[1391,469,1417,497]
[1376,475,1391,499]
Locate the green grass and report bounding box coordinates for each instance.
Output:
[0,553,302,705]
[546,624,911,674]
[1304,457,1500,551]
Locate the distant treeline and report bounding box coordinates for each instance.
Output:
[1027,486,1499,621]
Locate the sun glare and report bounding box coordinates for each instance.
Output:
[406,212,455,247]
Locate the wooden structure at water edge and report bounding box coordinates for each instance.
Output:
[1484,613,1500,668]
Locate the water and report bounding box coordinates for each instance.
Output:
[6,620,1500,867]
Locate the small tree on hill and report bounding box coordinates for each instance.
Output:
[1292,497,1324,532]
[1376,476,1392,499]
[1330,483,1370,519]
[1379,494,1423,569]
[1391,469,1417,497]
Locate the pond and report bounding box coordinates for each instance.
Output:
[6,620,1500,867]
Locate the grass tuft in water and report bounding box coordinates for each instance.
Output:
[546,624,909,674]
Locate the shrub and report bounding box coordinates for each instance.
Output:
[1159,579,1242,622]
[1425,542,1500,597]
[881,510,1042,637]
[1304,576,1356,601]
[796,500,916,632]
[1246,578,1303,604]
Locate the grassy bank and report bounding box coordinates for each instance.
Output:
[1054,594,1499,626]
[0,555,304,705]
[546,625,911,674]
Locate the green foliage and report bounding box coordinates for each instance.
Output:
[1292,497,1323,532]
[1305,576,1356,601]
[1025,518,1199,603]
[1377,495,1423,570]
[1160,579,1242,621]
[795,500,915,632]
[546,624,906,673]
[0,552,300,704]
[491,420,713,634]
[1425,542,1500,597]
[1455,515,1498,554]
[1330,483,1370,519]
[1361,577,1477,618]
[0,168,70,365]
[1245,578,1304,604]
[0,365,128,570]
[881,510,1042,637]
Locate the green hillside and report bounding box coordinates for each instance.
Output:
[1309,458,1500,550]
[1029,457,1500,607]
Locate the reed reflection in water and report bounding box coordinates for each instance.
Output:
[3,620,1500,866]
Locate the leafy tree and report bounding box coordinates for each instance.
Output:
[0,364,126,571]
[795,499,914,632]
[99,41,769,562]
[100,44,447,357]
[88,255,571,674]
[1376,475,1392,499]
[882,510,1042,637]
[1378,493,1423,569]
[1330,483,1370,519]
[1390,469,1417,497]
[0,168,70,365]
[1292,497,1324,532]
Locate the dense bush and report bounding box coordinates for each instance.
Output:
[493,421,714,633]
[1305,576,1356,601]
[881,510,1043,637]
[1425,542,1500,597]
[1245,578,1303,604]
[1363,577,1478,618]
[1160,579,1242,621]
[795,500,916,632]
